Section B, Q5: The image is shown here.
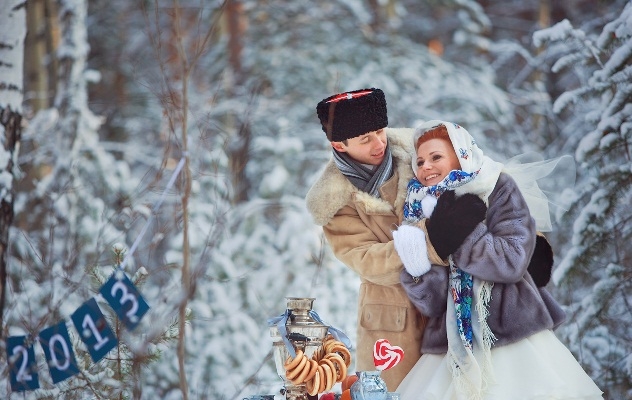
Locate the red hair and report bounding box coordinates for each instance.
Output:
[415,124,451,151]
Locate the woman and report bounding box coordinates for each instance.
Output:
[391,121,602,400]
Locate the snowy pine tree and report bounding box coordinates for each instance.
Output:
[3,0,155,398]
[534,3,632,398]
[5,0,630,398]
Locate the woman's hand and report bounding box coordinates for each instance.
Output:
[426,191,487,259]
[393,225,432,278]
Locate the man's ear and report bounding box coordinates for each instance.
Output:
[331,141,347,152]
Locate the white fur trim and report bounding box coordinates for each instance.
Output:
[306,128,415,226]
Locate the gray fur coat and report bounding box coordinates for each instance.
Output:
[400,173,566,354]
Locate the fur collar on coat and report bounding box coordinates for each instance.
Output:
[306,127,416,226]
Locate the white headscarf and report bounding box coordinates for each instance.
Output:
[413,120,504,204]
[413,120,574,232]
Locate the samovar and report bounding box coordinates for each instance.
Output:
[269,297,329,400]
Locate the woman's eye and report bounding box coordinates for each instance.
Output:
[416,160,424,167]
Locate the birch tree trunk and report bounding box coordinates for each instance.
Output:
[0,0,26,332]
[24,0,59,112]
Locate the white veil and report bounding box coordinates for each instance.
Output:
[502,153,576,232]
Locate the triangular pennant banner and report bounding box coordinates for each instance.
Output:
[71,298,118,362]
[38,321,80,384]
[6,335,40,391]
[100,269,149,330]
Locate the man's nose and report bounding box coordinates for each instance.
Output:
[370,135,383,145]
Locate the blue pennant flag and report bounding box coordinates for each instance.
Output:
[71,298,118,362]
[100,269,149,330]
[7,335,40,391]
[38,321,80,384]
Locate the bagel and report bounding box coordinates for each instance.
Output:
[318,364,327,393]
[325,353,347,382]
[319,357,336,382]
[306,369,321,396]
[285,354,307,380]
[292,357,312,384]
[320,362,335,392]
[331,345,351,367]
[304,359,319,383]
[317,363,328,392]
[312,346,325,362]
[323,338,337,354]
[328,362,337,390]
[284,349,304,370]
[322,337,351,365]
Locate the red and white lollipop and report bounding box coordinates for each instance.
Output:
[373,339,404,371]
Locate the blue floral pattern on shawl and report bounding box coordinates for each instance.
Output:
[402,169,479,350]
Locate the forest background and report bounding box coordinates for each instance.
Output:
[1,0,631,399]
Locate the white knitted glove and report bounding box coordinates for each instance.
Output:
[421,195,438,218]
[393,225,432,278]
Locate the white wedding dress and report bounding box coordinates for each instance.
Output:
[396,330,603,400]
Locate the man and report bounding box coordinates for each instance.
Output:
[305,88,431,390]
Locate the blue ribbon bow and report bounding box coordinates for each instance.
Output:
[309,310,352,349]
[267,309,296,358]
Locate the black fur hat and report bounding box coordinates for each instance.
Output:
[316,88,388,142]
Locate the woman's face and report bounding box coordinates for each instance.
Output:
[415,138,461,186]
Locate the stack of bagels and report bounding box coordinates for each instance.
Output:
[283,335,352,396]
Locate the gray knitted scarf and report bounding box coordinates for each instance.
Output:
[333,143,393,197]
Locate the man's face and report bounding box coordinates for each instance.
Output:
[331,129,387,166]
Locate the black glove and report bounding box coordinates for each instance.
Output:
[528,234,554,287]
[426,191,487,260]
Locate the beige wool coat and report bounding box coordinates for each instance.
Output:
[306,128,427,391]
